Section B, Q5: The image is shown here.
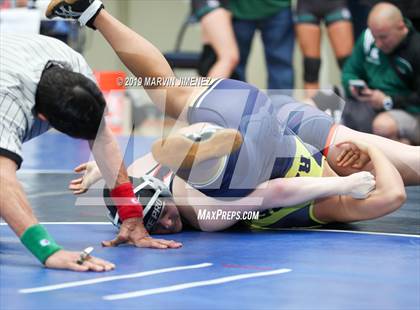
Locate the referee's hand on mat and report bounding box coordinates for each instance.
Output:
[45,250,115,272]
[101,218,182,249]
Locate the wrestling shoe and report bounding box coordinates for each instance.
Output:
[152,126,243,170]
[45,0,104,29]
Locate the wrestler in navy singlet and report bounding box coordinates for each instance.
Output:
[187,79,327,199]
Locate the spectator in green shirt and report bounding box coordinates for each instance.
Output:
[342,2,420,145]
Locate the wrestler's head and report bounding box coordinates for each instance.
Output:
[149,199,183,234]
[104,176,183,234]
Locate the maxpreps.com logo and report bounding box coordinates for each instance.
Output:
[197,209,259,221]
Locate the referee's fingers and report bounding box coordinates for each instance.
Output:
[82,260,104,272]
[88,256,116,271]
[68,262,89,272]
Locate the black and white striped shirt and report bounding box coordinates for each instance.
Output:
[0,34,95,168]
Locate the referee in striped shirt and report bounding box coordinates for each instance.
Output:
[0,34,181,272]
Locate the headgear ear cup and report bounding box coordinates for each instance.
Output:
[103,176,171,231]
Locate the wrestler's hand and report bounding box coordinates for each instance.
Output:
[45,249,115,272]
[69,161,102,194]
[101,218,182,249]
[345,171,376,199]
[336,141,371,169]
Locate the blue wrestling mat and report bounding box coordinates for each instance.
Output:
[1,224,419,310]
[1,132,419,310]
[21,132,153,171]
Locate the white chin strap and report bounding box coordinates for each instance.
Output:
[107,211,120,229]
[78,0,102,26]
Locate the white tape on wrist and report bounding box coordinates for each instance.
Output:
[78,0,103,26]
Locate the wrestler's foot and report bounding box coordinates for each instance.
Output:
[152,126,243,170]
[45,0,104,28]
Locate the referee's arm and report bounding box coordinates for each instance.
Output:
[0,154,116,271]
[0,156,38,236]
[0,94,38,236]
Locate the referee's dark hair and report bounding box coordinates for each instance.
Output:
[35,64,106,140]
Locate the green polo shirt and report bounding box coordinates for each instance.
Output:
[342,19,420,113]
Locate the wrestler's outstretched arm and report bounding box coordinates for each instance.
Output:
[69,149,379,232]
[318,140,407,222]
[172,168,377,232]
[170,140,403,232]
[178,144,405,232]
[92,10,195,119]
[247,170,376,209]
[47,0,196,118]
